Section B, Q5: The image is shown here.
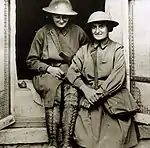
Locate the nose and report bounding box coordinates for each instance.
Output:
[60,16,64,23]
[96,26,100,33]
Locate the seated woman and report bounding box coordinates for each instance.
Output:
[67,11,139,148]
[26,0,88,148]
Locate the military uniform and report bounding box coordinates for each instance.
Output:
[67,38,138,148]
[26,23,88,148]
[27,23,88,107]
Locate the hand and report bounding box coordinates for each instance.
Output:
[47,66,65,79]
[80,97,91,109]
[81,99,91,109]
[80,85,99,105]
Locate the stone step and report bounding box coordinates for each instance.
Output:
[0,128,48,144]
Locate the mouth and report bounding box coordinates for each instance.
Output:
[95,34,103,36]
[59,23,66,25]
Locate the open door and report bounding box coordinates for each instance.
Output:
[16,0,105,80]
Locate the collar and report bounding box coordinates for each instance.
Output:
[100,37,110,49]
[48,23,70,36]
[92,37,111,50]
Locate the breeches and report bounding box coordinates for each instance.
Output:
[54,83,79,107]
[32,73,78,107]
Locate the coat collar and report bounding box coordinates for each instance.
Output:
[92,37,111,50]
[47,23,70,36]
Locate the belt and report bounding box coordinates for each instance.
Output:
[41,59,68,67]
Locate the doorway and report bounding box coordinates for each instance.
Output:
[16,0,105,79]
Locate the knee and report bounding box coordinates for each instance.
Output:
[64,86,79,107]
[64,94,79,107]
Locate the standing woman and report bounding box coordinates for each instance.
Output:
[26,0,89,148]
[67,11,139,148]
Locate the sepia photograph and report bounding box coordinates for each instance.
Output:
[0,0,150,147]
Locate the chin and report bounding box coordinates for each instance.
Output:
[95,38,105,41]
[56,23,68,28]
[95,36,107,41]
[57,26,64,28]
[94,35,105,41]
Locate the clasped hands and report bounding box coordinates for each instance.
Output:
[80,84,103,108]
[47,66,65,79]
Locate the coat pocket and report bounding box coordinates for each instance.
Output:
[104,88,139,117]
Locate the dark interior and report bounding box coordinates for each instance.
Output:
[16,0,105,79]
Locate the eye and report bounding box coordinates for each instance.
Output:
[91,25,97,29]
[56,16,60,19]
[53,14,60,19]
[99,24,105,28]
[62,16,69,20]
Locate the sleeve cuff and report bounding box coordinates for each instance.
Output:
[73,78,85,88]
[96,87,110,97]
[38,64,50,74]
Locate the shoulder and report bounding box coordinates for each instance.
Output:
[69,24,85,33]
[33,25,52,41]
[36,25,46,33]
[79,43,89,51]
[35,25,50,36]
[109,40,124,50]
[75,43,88,55]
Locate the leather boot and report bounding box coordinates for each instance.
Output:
[45,106,60,148]
[62,105,78,148]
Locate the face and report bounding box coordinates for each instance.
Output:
[91,23,109,41]
[52,14,70,28]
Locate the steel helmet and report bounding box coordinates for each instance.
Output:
[87,11,119,27]
[42,0,77,16]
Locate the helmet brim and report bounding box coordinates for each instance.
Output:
[42,7,78,16]
[87,20,119,27]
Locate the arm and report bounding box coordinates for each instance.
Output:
[67,46,85,88]
[26,29,49,74]
[26,28,64,78]
[67,46,99,106]
[96,46,126,97]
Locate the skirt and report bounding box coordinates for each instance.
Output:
[74,106,138,148]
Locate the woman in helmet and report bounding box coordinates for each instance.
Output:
[67,11,138,148]
[26,0,89,148]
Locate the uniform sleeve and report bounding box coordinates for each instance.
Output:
[67,47,86,88]
[97,46,126,97]
[26,29,49,74]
